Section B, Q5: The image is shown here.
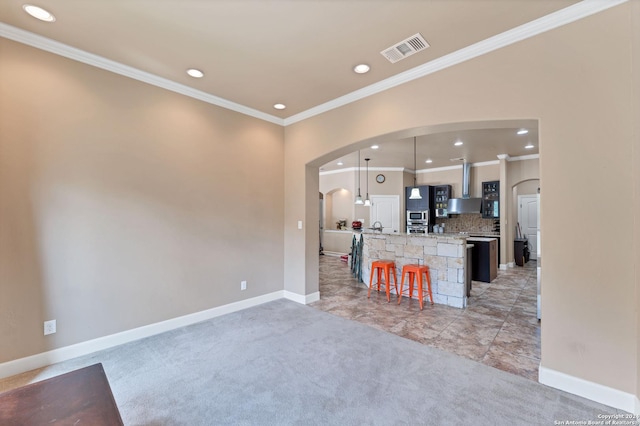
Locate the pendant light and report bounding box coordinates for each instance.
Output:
[364,158,371,207]
[409,136,422,199]
[354,150,364,205]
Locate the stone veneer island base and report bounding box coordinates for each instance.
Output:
[362,232,469,308]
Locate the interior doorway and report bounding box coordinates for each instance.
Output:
[518,194,538,260]
[319,192,324,255]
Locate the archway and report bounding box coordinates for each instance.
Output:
[310,119,543,379]
[321,188,354,255]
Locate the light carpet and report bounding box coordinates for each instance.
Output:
[0,299,623,425]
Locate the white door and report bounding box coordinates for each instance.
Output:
[518,195,538,260]
[370,195,400,234]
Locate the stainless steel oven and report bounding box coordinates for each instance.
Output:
[406,210,428,233]
[406,224,427,234]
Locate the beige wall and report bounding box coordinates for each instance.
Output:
[321,231,352,254]
[320,169,406,229]
[0,0,637,408]
[418,167,460,195]
[331,189,352,226]
[318,170,355,229]
[284,3,637,396]
[0,39,285,363]
[632,0,640,401]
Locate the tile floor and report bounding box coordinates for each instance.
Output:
[310,255,541,381]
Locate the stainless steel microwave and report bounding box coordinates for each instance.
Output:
[407,210,428,222]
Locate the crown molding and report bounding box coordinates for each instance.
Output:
[472,160,501,167]
[283,0,628,126]
[508,154,540,162]
[0,22,285,126]
[0,0,626,128]
[417,160,500,174]
[320,156,536,175]
[418,165,462,174]
[319,166,406,176]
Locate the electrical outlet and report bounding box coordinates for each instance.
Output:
[44,319,56,335]
[241,280,247,291]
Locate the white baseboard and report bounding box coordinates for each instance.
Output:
[322,251,347,257]
[284,290,320,304]
[539,365,637,413]
[500,262,515,270]
[0,290,284,380]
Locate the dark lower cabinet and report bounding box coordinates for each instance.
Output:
[514,238,530,266]
[467,238,497,283]
[469,234,500,268]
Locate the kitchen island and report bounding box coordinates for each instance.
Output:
[362,232,470,308]
[467,237,498,283]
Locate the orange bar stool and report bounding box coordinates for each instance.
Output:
[398,264,434,310]
[368,260,398,302]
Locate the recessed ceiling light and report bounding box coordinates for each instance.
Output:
[353,64,370,74]
[517,129,529,135]
[525,143,535,149]
[186,69,204,78]
[273,103,286,110]
[23,4,55,22]
[425,158,433,164]
[371,145,379,150]
[337,161,343,166]
[454,141,463,146]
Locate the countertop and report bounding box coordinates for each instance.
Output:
[362,231,467,240]
[350,230,499,242]
[466,237,498,242]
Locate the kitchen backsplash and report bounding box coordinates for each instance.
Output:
[435,214,498,233]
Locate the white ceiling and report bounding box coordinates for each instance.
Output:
[1,1,591,168]
[320,121,539,172]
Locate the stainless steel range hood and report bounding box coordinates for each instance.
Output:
[447,161,482,214]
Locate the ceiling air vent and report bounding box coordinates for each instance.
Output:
[380,33,430,64]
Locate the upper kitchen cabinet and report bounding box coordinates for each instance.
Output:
[433,185,452,218]
[481,180,500,219]
[405,185,431,211]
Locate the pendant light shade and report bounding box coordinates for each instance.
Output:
[355,150,364,205]
[364,158,371,207]
[409,187,422,199]
[409,136,422,199]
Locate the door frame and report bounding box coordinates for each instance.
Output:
[517,194,538,260]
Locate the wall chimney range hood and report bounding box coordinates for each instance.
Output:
[447,161,482,214]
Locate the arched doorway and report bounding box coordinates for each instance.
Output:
[311,120,542,381]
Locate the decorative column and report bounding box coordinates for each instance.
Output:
[497,154,509,269]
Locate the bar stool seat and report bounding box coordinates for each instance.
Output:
[368,260,398,302]
[398,264,434,310]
